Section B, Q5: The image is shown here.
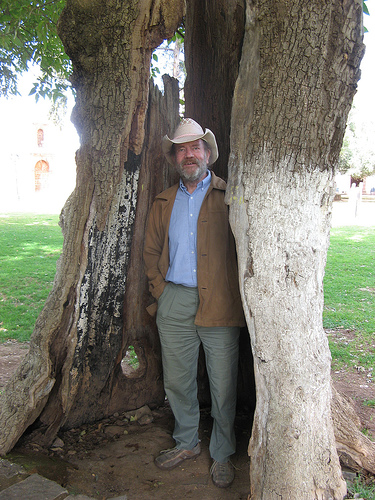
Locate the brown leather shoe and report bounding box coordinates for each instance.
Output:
[210,460,235,488]
[155,442,201,470]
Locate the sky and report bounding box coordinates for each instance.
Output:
[0,3,374,214]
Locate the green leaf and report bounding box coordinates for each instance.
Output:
[28,84,37,96]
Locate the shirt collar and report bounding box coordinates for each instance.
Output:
[179,170,211,194]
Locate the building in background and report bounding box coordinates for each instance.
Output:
[335,172,375,197]
[0,95,78,214]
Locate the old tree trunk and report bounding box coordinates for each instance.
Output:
[0,0,184,449]
[0,0,374,498]
[226,1,369,498]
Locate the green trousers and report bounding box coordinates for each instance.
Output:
[156,282,240,463]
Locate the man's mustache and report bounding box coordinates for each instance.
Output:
[181,159,199,166]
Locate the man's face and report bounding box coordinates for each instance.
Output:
[174,139,211,182]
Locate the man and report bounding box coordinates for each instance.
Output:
[143,118,244,488]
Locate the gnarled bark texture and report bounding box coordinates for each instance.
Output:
[0,0,184,453]
[226,0,365,498]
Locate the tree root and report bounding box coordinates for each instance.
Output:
[331,383,375,475]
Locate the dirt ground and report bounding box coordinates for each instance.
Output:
[0,331,374,500]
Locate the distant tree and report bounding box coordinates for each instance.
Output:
[151,28,185,81]
[339,109,375,182]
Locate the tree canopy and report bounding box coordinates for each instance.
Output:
[0,0,369,101]
[0,0,70,103]
[0,1,186,104]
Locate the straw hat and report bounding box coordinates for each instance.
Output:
[162,118,219,166]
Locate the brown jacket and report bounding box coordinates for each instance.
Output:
[143,171,245,327]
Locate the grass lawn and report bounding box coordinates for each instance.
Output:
[324,226,375,370]
[0,213,63,342]
[0,214,374,367]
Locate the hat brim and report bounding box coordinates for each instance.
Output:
[162,128,219,166]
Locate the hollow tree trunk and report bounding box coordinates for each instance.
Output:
[1,2,374,497]
[184,0,257,413]
[0,0,184,454]
[226,0,365,498]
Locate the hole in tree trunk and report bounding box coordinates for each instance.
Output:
[121,344,145,379]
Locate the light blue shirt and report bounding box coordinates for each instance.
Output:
[165,170,211,287]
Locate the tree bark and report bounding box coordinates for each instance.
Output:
[0,0,184,453]
[226,1,364,498]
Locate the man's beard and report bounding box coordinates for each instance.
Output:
[175,157,208,182]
